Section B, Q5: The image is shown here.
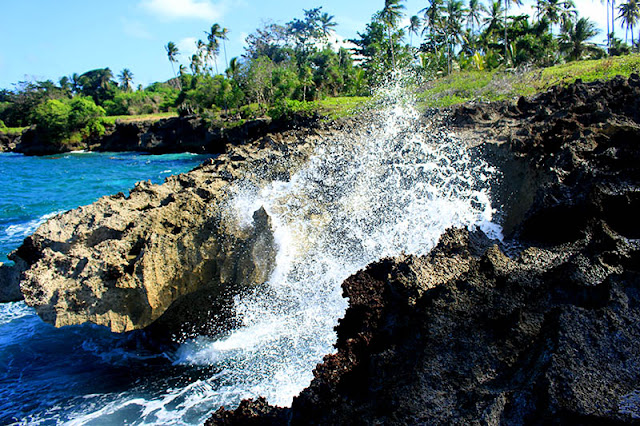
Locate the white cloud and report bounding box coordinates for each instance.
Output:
[140,0,224,21]
[176,37,199,60]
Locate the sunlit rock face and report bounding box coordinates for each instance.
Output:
[13,126,327,334]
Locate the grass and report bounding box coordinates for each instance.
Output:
[417,54,640,108]
[315,96,370,119]
[0,126,28,135]
[102,111,178,125]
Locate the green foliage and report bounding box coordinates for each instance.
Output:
[417,54,640,108]
[0,119,7,131]
[31,96,106,145]
[31,99,73,141]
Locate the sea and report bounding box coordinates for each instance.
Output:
[0,86,502,425]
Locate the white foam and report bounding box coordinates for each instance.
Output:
[64,75,502,425]
[4,211,61,240]
[170,78,502,415]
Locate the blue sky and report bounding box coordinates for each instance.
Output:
[0,0,613,90]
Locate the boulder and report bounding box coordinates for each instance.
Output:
[12,125,330,335]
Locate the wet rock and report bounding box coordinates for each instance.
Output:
[209,77,640,424]
[0,261,24,302]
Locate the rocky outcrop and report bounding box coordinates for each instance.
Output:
[10,114,319,156]
[208,76,640,424]
[91,116,278,154]
[0,131,21,152]
[10,124,332,335]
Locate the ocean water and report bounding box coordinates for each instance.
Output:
[0,152,212,424]
[0,87,502,425]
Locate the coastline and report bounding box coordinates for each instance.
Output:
[2,76,640,423]
[0,113,321,157]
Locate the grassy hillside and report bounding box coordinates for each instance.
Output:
[417,54,640,108]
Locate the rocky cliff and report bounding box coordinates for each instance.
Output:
[5,122,337,335]
[8,115,315,156]
[207,76,640,424]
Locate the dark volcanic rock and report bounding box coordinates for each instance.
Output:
[208,77,640,424]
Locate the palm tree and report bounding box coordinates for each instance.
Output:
[206,23,225,74]
[221,27,230,71]
[443,0,467,73]
[380,0,406,69]
[118,68,134,91]
[560,16,601,59]
[165,41,180,80]
[59,76,71,93]
[467,0,487,32]
[484,0,504,33]
[70,73,81,94]
[319,12,338,39]
[504,0,523,64]
[225,57,240,79]
[618,0,640,44]
[99,68,114,90]
[408,15,421,45]
[190,54,203,75]
[536,0,576,35]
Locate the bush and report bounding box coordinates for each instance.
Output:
[0,119,7,131]
[31,96,106,144]
[268,99,318,120]
[31,99,72,141]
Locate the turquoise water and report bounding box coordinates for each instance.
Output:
[0,151,214,424]
[0,151,209,264]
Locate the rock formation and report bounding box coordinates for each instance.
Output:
[207,76,640,424]
[9,123,334,335]
[7,114,317,156]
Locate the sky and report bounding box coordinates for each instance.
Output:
[0,0,618,90]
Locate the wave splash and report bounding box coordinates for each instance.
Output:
[29,81,503,425]
[169,81,501,420]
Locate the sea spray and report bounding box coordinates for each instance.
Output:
[6,83,501,425]
[170,79,502,418]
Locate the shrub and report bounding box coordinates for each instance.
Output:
[31,96,106,144]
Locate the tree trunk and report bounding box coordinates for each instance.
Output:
[388,26,396,70]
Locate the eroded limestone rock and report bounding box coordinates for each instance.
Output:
[12,126,331,334]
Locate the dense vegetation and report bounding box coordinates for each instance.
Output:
[2,0,640,146]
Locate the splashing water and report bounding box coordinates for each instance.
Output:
[168,80,502,419]
[10,82,501,425]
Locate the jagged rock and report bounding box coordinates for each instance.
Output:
[0,261,24,302]
[12,125,331,334]
[208,77,640,424]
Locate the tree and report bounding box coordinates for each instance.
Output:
[467,0,487,32]
[443,0,467,73]
[408,15,421,45]
[226,57,241,79]
[165,41,180,80]
[484,0,504,33]
[78,68,116,105]
[617,0,640,44]
[379,0,406,69]
[118,68,134,91]
[504,0,523,63]
[560,17,601,59]
[206,23,225,74]
[319,12,338,39]
[221,27,230,70]
[190,54,203,75]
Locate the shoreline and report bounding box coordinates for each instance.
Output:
[0,113,321,157]
[2,76,640,423]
